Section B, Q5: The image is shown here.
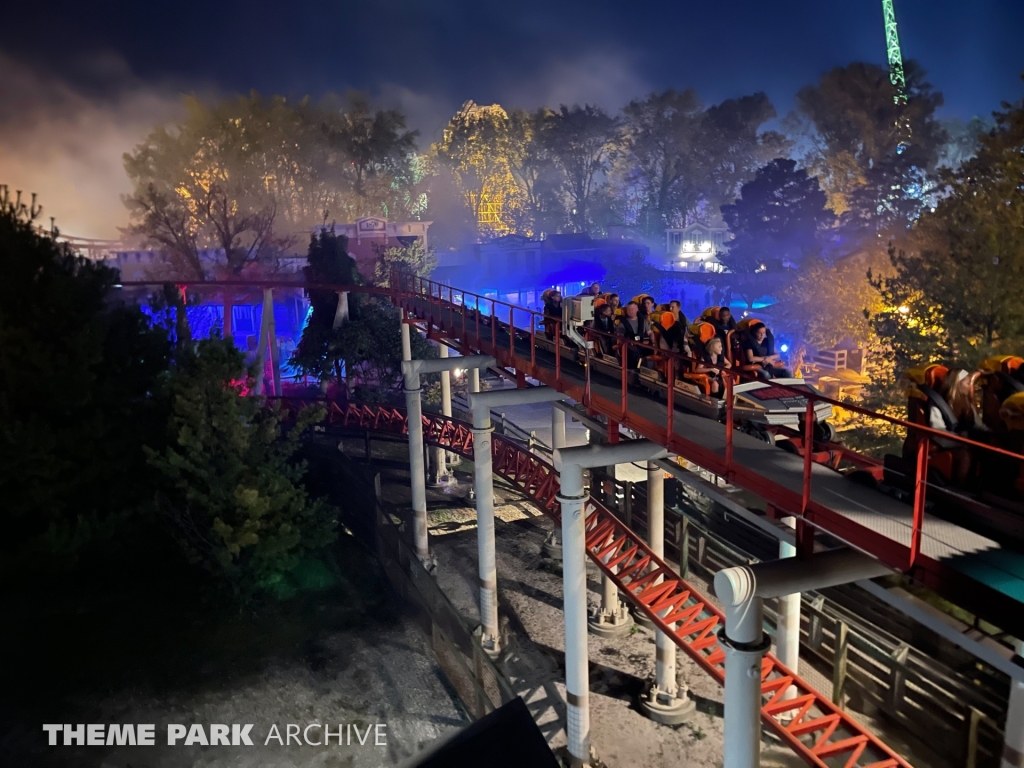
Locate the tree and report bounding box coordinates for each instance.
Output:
[775,251,885,352]
[617,89,704,236]
[124,95,301,279]
[146,336,336,598]
[698,93,791,214]
[291,230,434,392]
[322,92,420,219]
[720,159,834,276]
[434,101,523,239]
[506,107,566,236]
[0,188,171,553]
[792,61,947,214]
[372,239,437,287]
[616,90,786,237]
[543,104,620,233]
[868,85,1024,370]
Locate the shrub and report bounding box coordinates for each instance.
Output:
[146,337,336,598]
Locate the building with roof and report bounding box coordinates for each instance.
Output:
[663,222,729,273]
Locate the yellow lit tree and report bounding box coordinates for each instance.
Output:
[433,101,524,239]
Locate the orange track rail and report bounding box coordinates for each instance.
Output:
[287,399,908,768]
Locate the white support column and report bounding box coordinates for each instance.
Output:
[470,366,481,395]
[404,354,496,572]
[471,405,500,655]
[439,343,459,467]
[404,365,430,567]
[434,344,453,477]
[469,387,564,658]
[714,550,890,768]
[555,440,668,768]
[587,427,632,639]
[253,290,274,396]
[641,462,695,724]
[265,288,281,397]
[401,315,412,362]
[543,406,568,560]
[776,517,800,703]
[558,462,593,767]
[1004,641,1024,768]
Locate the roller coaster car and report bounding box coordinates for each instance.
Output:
[978,356,1024,432]
[885,364,964,488]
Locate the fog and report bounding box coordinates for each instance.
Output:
[0,51,185,239]
[0,49,653,240]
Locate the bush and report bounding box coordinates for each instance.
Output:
[0,194,171,555]
[146,336,337,598]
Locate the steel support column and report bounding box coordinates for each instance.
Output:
[776,517,800,704]
[641,462,695,723]
[714,550,890,768]
[543,406,568,560]
[471,409,500,654]
[467,386,563,656]
[557,464,592,767]
[555,440,668,767]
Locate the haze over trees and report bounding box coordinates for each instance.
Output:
[114,63,1024,394]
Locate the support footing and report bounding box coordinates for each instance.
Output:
[542,530,563,560]
[588,605,633,638]
[640,684,697,725]
[630,604,656,630]
[473,625,503,661]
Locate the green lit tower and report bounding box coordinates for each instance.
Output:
[882,0,911,150]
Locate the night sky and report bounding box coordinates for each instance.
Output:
[2,0,1023,237]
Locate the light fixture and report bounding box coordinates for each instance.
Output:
[898,305,910,315]
[780,344,789,353]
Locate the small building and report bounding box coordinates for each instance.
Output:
[663,223,728,273]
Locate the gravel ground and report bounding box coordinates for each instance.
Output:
[422,479,806,768]
[0,526,470,768]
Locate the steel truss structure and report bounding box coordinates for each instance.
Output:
[282,398,907,768]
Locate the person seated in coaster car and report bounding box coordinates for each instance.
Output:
[693,335,731,397]
[541,289,562,340]
[737,319,792,380]
[616,301,655,368]
[585,299,617,357]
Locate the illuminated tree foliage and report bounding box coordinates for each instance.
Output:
[146,336,336,598]
[434,101,524,239]
[0,189,171,554]
[372,239,437,287]
[791,61,947,216]
[775,252,885,352]
[124,93,423,279]
[506,107,566,236]
[867,83,1024,373]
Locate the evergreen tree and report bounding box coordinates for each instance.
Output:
[146,337,335,598]
[291,229,434,395]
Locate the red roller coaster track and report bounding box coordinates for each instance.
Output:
[284,398,908,768]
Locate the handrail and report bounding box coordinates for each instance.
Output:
[393,269,1024,579]
[122,272,1024,580]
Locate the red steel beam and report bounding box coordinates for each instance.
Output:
[287,400,908,768]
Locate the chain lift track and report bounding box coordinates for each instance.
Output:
[283,399,908,768]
